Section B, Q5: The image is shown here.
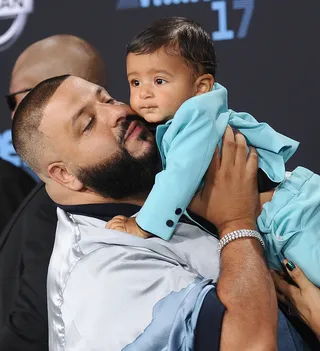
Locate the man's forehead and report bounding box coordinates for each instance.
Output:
[58,76,99,96]
[45,77,99,112]
[39,77,92,131]
[39,76,112,133]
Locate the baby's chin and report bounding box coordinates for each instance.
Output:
[139,109,169,124]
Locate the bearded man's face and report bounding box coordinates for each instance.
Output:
[76,116,161,199]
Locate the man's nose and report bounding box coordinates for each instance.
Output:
[139,84,153,99]
[99,103,133,128]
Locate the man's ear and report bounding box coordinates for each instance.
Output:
[47,162,84,191]
[194,74,215,95]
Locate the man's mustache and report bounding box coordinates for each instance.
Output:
[119,115,163,143]
[125,114,164,136]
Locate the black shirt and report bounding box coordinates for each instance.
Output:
[0,183,56,351]
[0,158,36,233]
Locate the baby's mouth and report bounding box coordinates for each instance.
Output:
[141,106,158,112]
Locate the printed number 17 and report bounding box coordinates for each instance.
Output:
[212,0,255,41]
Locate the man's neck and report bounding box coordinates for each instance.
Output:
[55,188,146,207]
[45,181,147,207]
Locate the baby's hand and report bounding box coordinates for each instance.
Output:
[106,216,151,239]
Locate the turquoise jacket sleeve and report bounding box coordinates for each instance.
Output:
[136,87,229,240]
[228,111,299,182]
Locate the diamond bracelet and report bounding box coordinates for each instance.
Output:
[218,229,265,253]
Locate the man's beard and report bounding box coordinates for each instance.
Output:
[76,118,161,200]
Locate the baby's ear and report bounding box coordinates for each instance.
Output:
[195,74,215,95]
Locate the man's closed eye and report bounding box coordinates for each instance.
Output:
[83,117,95,133]
[105,98,115,104]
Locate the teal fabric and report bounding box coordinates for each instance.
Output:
[258,167,320,287]
[136,83,299,240]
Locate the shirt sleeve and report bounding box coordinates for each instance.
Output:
[136,89,229,240]
[194,287,226,351]
[228,111,299,182]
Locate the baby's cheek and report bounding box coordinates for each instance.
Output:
[129,94,139,113]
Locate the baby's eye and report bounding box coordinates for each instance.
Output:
[131,79,140,87]
[155,78,166,85]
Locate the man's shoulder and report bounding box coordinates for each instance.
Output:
[52,213,205,291]
[50,211,120,283]
[54,212,220,284]
[50,233,215,351]
[50,212,222,350]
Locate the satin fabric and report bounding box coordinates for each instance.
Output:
[47,209,220,350]
[47,209,310,350]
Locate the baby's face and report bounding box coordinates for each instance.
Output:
[126,47,196,123]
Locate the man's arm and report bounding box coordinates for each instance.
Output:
[191,127,278,350]
[219,237,277,350]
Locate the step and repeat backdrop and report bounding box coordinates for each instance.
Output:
[0,0,319,172]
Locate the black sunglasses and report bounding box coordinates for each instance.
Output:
[5,88,33,112]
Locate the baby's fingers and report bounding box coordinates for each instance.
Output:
[106,216,128,229]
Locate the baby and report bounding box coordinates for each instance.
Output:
[108,17,320,286]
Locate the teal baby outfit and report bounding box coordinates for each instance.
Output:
[135,83,319,286]
[258,166,320,285]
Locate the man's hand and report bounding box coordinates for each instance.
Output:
[272,260,320,340]
[192,126,278,350]
[190,125,259,237]
[106,216,151,239]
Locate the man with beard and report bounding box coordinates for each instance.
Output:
[12,75,309,350]
[0,35,107,350]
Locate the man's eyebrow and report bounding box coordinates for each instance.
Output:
[71,87,103,128]
[95,86,103,98]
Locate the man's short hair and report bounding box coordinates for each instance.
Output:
[126,17,217,78]
[12,75,70,173]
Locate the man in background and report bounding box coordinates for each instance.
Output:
[0,158,35,233]
[0,34,107,350]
